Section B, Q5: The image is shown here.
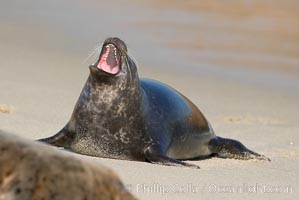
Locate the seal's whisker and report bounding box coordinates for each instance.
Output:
[128,48,139,70]
[82,51,97,64]
[82,43,103,64]
[125,56,133,81]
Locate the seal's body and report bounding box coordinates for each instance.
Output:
[39,37,269,169]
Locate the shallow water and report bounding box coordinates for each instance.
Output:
[1,0,299,90]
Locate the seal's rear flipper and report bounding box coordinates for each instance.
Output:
[209,137,270,161]
[37,128,73,149]
[144,145,200,169]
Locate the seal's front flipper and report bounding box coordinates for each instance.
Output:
[37,128,73,149]
[144,145,200,169]
[209,136,270,161]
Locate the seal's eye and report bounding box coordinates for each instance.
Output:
[97,44,120,74]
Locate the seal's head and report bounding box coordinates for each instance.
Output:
[90,37,138,82]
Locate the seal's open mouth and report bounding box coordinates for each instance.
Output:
[97,44,120,74]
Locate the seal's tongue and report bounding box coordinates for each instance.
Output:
[97,44,120,74]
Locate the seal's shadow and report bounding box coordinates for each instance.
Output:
[186,154,216,161]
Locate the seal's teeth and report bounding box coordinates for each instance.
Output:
[100,43,119,66]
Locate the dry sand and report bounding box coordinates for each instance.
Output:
[1,1,298,199]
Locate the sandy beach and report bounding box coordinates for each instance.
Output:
[1,0,298,199]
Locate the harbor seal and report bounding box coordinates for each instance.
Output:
[38,37,270,169]
[0,130,135,200]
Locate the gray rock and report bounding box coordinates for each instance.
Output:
[0,131,135,200]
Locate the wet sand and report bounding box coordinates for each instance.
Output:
[1,1,298,199]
